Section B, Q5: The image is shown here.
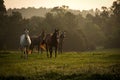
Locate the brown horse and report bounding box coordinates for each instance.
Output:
[30,31,46,53]
[45,29,60,58]
[58,31,65,53]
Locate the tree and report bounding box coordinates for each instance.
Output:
[104,0,120,48]
[101,6,109,18]
[110,0,120,48]
[0,0,6,15]
[112,0,120,22]
[51,5,69,15]
[0,0,7,49]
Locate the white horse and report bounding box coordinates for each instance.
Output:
[20,34,31,58]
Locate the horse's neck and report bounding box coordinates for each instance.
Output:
[40,33,46,40]
[52,33,57,39]
[20,34,31,46]
[24,34,29,39]
[53,32,59,38]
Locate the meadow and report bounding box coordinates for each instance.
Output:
[0,49,120,80]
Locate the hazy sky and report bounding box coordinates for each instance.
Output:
[4,0,115,10]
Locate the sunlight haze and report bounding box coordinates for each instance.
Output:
[4,0,115,10]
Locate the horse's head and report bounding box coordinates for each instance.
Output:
[54,29,60,38]
[36,31,46,42]
[60,31,65,38]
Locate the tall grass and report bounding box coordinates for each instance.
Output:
[0,49,120,80]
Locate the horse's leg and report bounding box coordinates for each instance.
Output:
[40,44,43,54]
[23,46,28,59]
[49,47,53,58]
[58,44,60,54]
[23,47,26,59]
[58,43,62,54]
[38,44,40,53]
[40,48,43,54]
[26,46,30,59]
[30,45,34,54]
[26,46,29,59]
[60,43,63,53]
[55,46,58,58]
[24,47,27,59]
[46,44,49,58]
[20,47,24,58]
[31,46,33,53]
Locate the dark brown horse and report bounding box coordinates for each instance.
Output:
[30,31,46,53]
[45,29,60,58]
[58,31,65,53]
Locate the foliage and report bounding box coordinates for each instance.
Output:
[0,0,120,51]
[104,0,120,48]
[0,0,6,15]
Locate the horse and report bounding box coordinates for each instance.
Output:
[29,35,41,53]
[30,31,46,53]
[58,31,65,53]
[20,33,31,59]
[45,29,60,58]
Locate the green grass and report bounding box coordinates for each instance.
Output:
[0,49,120,80]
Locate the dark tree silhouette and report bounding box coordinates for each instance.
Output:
[0,0,6,15]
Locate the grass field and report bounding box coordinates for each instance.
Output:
[0,49,120,80]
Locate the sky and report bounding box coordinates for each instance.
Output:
[4,0,115,10]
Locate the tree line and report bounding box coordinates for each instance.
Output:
[0,0,120,51]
